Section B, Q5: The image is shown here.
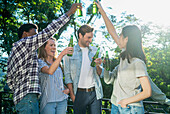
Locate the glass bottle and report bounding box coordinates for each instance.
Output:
[76,0,82,17]
[105,51,110,71]
[91,47,100,67]
[92,0,98,14]
[67,35,73,57]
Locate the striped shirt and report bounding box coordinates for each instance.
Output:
[7,14,70,105]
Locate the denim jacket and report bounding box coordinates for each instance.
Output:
[64,44,104,100]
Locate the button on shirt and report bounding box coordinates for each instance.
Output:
[64,44,104,100]
[6,14,70,105]
[38,59,68,112]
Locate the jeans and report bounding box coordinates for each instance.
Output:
[73,91,102,114]
[111,104,119,114]
[111,104,144,114]
[15,93,39,114]
[41,99,67,114]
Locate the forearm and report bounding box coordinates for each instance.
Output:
[104,69,114,84]
[96,66,102,76]
[67,83,74,96]
[124,90,151,105]
[48,53,64,75]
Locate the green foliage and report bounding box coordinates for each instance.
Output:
[142,23,170,97]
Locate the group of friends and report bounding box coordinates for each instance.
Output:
[6,1,169,114]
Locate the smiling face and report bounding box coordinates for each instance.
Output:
[44,39,56,57]
[79,32,93,47]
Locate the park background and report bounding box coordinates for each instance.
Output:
[0,0,170,113]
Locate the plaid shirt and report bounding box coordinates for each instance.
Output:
[7,14,70,105]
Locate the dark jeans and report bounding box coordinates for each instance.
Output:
[73,90,102,114]
[15,93,39,114]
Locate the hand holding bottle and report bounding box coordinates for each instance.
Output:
[66,3,82,16]
[94,58,102,67]
[60,47,74,57]
[94,0,104,13]
[67,35,74,56]
[91,47,100,67]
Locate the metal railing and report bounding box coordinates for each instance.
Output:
[0,91,169,114]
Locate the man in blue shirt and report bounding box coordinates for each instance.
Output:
[64,25,104,114]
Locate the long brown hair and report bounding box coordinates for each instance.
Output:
[120,25,146,64]
[38,37,64,73]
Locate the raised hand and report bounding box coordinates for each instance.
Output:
[95,0,103,12]
[66,3,82,16]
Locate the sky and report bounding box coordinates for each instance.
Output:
[102,0,170,27]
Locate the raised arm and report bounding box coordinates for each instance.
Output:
[95,1,120,48]
[21,3,82,52]
[41,47,73,75]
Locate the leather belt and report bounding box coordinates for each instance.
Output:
[77,87,95,92]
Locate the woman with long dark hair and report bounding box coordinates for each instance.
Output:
[95,1,151,114]
[38,37,73,114]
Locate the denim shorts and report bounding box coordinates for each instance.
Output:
[111,104,144,114]
[15,93,39,114]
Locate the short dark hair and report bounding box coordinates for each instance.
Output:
[77,25,94,38]
[18,23,38,39]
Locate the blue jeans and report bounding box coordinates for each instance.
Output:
[15,93,39,114]
[41,99,67,114]
[111,104,144,114]
[73,91,102,114]
[111,104,119,114]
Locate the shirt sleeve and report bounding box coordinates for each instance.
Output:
[135,60,149,78]
[104,65,119,84]
[18,14,70,52]
[38,59,48,72]
[63,55,73,84]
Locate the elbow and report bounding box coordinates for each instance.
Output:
[147,85,152,98]
[144,89,152,98]
[148,90,152,98]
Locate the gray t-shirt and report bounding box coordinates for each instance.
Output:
[38,59,68,112]
[104,58,148,107]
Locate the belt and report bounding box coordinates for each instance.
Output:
[77,87,95,92]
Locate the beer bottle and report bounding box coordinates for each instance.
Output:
[76,0,82,17]
[92,0,98,14]
[67,35,73,57]
[91,47,100,67]
[105,51,110,71]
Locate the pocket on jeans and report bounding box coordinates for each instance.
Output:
[118,105,131,113]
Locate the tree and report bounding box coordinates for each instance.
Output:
[142,24,170,96]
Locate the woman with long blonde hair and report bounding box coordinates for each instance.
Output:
[38,37,73,114]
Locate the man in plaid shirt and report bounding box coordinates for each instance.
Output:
[7,3,81,114]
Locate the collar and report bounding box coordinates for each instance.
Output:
[75,44,92,52]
